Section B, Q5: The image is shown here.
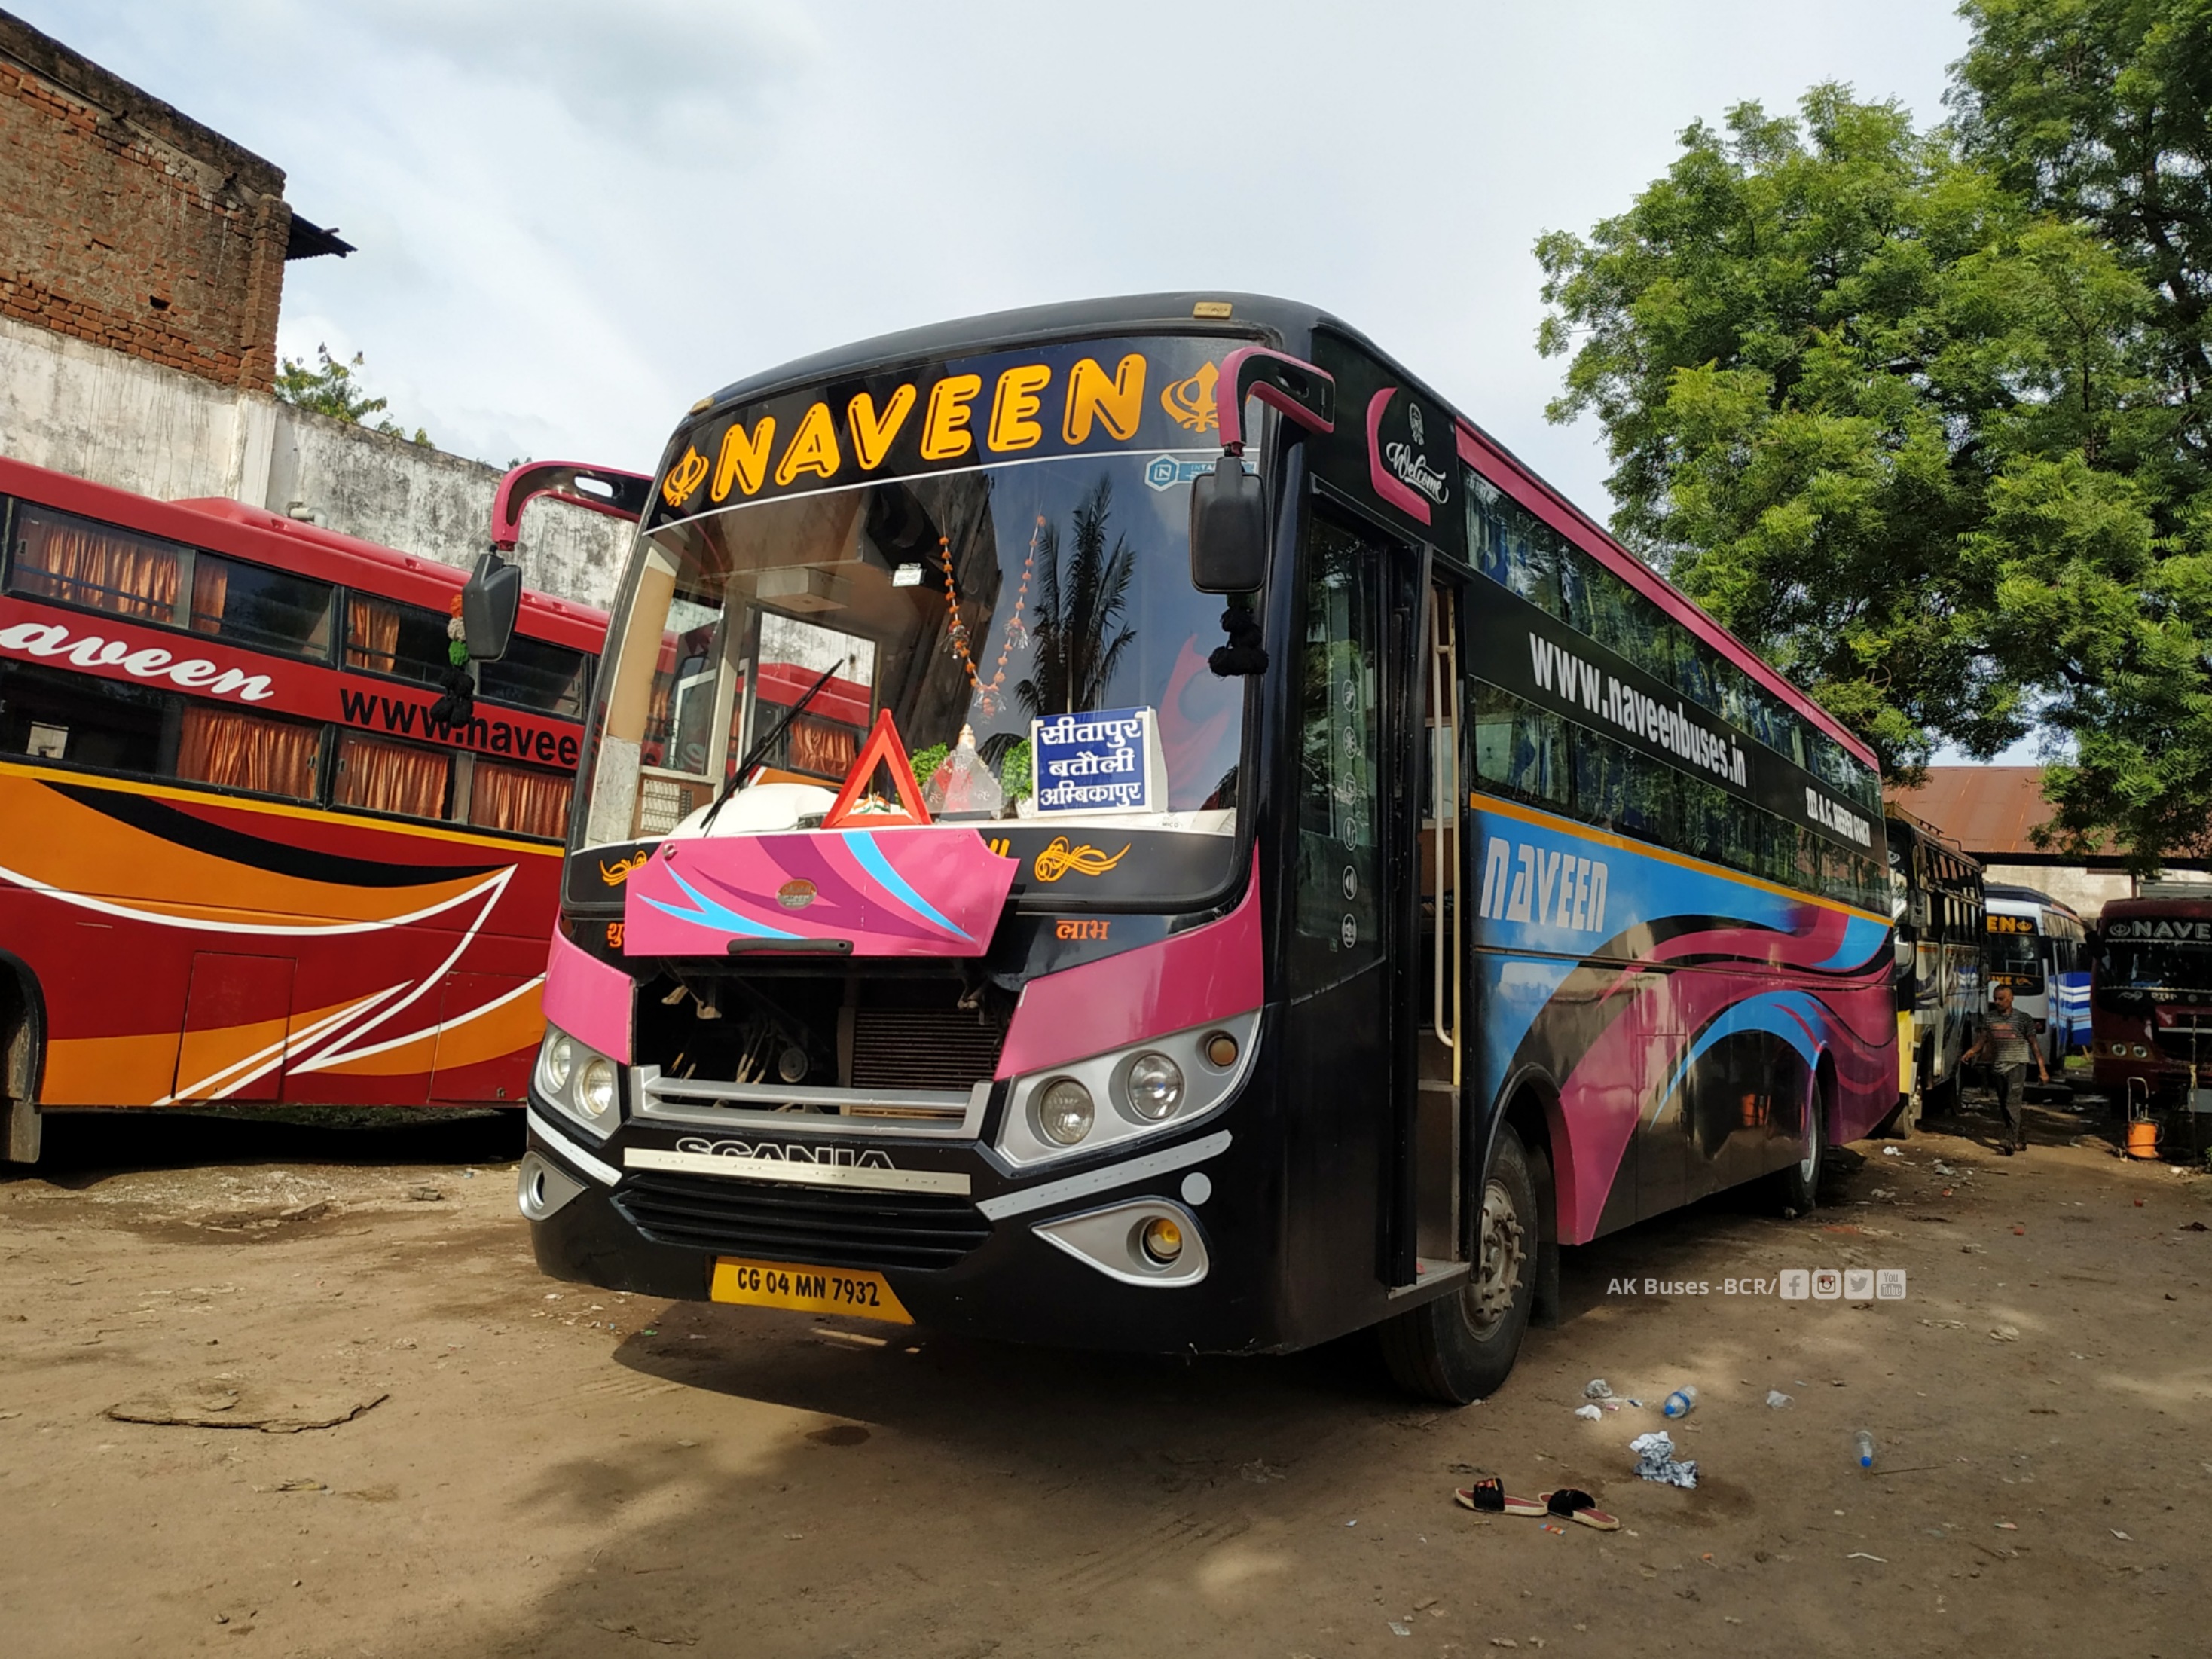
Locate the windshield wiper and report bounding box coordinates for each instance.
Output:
[697,657,848,834]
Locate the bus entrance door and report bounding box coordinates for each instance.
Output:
[1410,579,1465,1276]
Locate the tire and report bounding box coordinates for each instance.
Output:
[1771,1072,1827,1216]
[1379,1121,1539,1404]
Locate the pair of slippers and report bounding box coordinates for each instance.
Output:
[1453,1476,1618,1530]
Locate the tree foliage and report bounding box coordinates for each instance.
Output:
[273,345,430,446]
[1538,3,2212,869]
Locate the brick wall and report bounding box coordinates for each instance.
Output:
[0,11,291,393]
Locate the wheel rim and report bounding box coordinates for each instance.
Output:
[1462,1176,1526,1337]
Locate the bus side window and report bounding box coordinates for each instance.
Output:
[1293,515,1382,967]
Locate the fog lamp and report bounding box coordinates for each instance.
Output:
[1037,1078,1095,1146]
[1140,1215,1184,1264]
[1204,1031,1239,1068]
[576,1056,618,1122]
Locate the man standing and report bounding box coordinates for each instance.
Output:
[1963,983,2048,1155]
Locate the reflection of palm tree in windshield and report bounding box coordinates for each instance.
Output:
[1016,478,1138,722]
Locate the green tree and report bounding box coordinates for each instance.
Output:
[1016,478,1138,721]
[1949,0,2212,865]
[273,345,430,446]
[1537,87,2149,777]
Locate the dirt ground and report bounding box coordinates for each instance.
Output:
[2,1094,2207,1659]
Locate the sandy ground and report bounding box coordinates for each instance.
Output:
[2,1095,2208,1659]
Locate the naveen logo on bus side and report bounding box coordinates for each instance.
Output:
[0,618,276,702]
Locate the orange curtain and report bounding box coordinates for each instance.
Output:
[188,557,231,635]
[17,509,180,620]
[346,597,401,673]
[335,733,449,818]
[469,760,573,839]
[787,716,857,778]
[176,704,319,799]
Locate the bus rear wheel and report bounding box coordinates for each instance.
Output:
[1379,1122,1538,1404]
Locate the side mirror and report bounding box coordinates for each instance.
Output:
[1190,459,1267,594]
[461,550,522,661]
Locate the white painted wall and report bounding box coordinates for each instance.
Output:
[0,313,636,609]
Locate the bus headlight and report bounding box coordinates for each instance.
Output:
[994,1010,1261,1169]
[533,1024,621,1141]
[1123,1053,1184,1120]
[576,1056,619,1123]
[1036,1078,1095,1146]
[542,1034,576,1093]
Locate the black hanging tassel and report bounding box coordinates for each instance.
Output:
[1208,602,1269,677]
[429,661,475,730]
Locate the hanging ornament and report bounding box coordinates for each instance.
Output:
[936,512,1041,713]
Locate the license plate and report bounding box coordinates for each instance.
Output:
[709,1256,912,1324]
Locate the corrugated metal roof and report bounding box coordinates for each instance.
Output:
[1887,766,2119,857]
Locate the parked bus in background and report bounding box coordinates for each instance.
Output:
[0,455,607,1163]
[2092,892,2212,1110]
[1984,883,2089,1068]
[1883,809,1984,1129]
[504,294,1897,1402]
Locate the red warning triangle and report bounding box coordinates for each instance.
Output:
[822,709,932,829]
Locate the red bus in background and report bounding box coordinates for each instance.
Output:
[2092,893,2212,1110]
[0,455,607,1161]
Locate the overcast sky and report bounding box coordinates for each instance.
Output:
[31,0,1975,512]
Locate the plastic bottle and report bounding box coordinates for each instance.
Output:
[1662,1386,1697,1419]
[1854,1430,1876,1469]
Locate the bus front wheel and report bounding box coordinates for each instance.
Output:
[1379,1122,1538,1405]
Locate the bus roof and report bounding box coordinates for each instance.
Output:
[2101,893,2212,923]
[0,455,607,653]
[677,290,1878,774]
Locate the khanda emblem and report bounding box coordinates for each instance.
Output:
[661,447,709,507]
[1159,361,1220,433]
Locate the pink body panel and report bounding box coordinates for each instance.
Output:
[544,930,634,1064]
[622,828,1018,958]
[1453,423,1878,771]
[997,850,1263,1078]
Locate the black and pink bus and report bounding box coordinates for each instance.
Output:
[493,295,1895,1400]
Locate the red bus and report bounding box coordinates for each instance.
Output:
[0,455,606,1162]
[2092,893,2212,1112]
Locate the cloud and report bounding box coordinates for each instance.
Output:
[18,0,1972,514]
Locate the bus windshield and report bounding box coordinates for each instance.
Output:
[579,452,1245,852]
[2099,936,2212,995]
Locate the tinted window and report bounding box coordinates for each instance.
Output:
[1294,514,1385,973]
[346,595,451,686]
[189,552,334,660]
[477,634,589,719]
[0,659,170,774]
[1463,464,1881,810]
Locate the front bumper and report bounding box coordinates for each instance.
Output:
[520,1100,1284,1355]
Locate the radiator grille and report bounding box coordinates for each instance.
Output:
[852,1001,1005,1092]
[615,1172,991,1272]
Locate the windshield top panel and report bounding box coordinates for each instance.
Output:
[579,335,1254,881]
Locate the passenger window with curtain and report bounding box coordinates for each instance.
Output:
[469,759,573,839]
[1293,514,1383,972]
[334,732,451,820]
[174,704,321,799]
[6,503,187,622]
[188,553,334,660]
[345,595,454,686]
